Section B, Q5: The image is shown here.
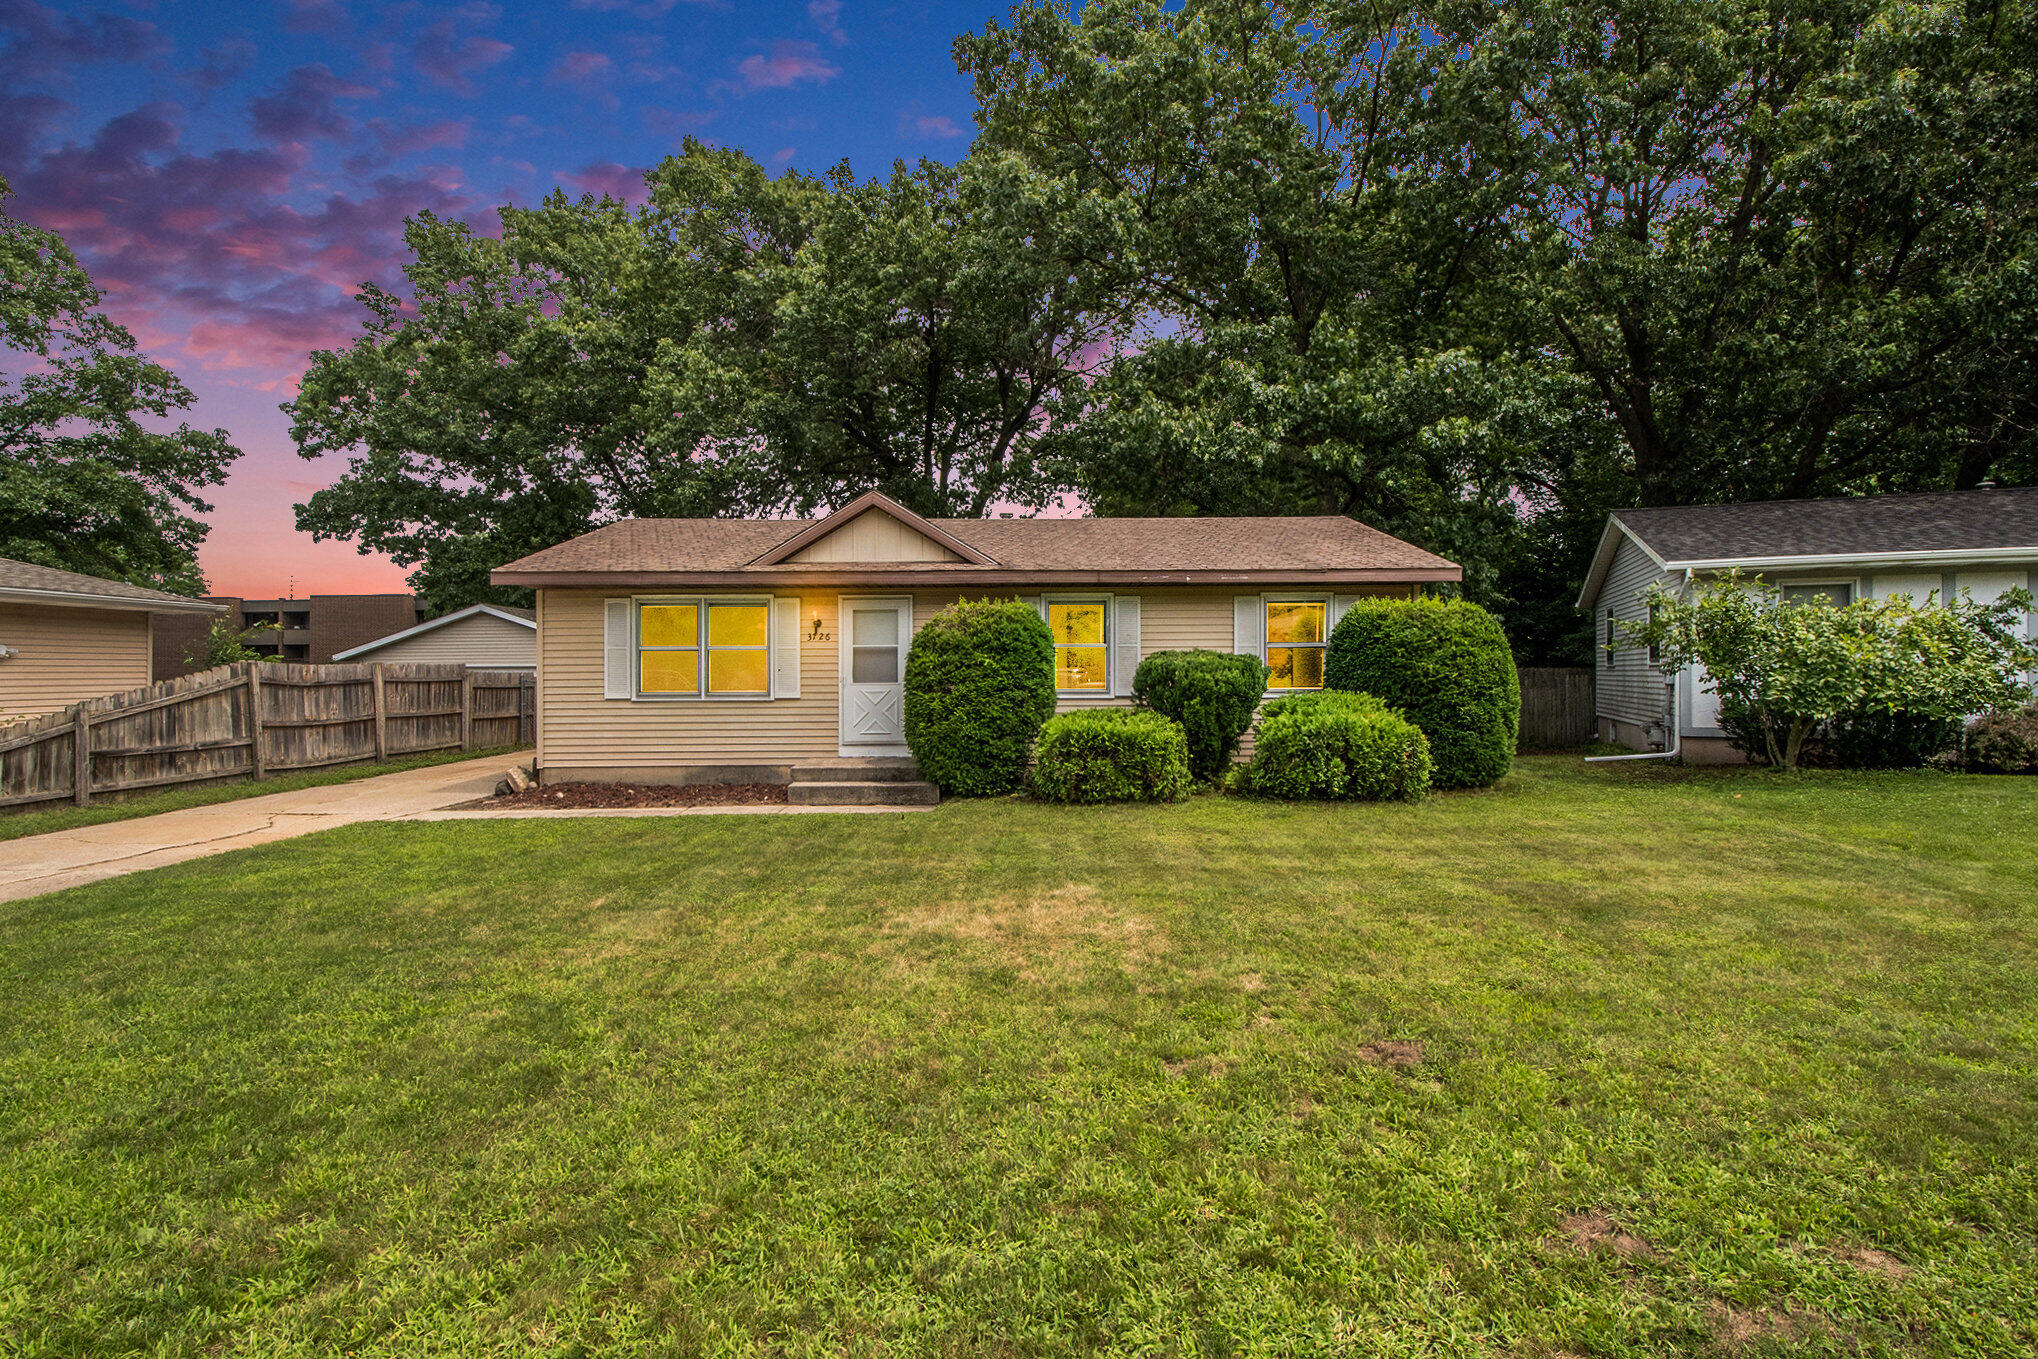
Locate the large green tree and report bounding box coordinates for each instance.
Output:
[959,0,1565,595]
[290,143,1116,610]
[0,174,240,593]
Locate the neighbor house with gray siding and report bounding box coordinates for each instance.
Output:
[1577,488,2038,762]
[331,603,535,671]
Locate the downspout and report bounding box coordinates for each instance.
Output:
[1585,569,1693,764]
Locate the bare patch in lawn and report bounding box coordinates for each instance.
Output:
[1239,972,1264,992]
[1832,1243,1911,1283]
[1551,1209,1654,1260]
[1355,1039,1425,1068]
[878,882,1162,977]
[1705,1300,1842,1350]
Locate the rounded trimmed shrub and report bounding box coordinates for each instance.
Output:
[1966,705,2038,774]
[1030,709,1193,804]
[1238,690,1432,801]
[903,597,1056,796]
[1130,649,1269,780]
[1324,597,1519,789]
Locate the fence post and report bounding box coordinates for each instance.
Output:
[247,664,268,780]
[460,670,474,750]
[372,664,388,762]
[72,702,90,807]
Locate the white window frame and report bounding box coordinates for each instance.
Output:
[1261,592,1332,693]
[1776,578,1858,608]
[632,594,775,701]
[1041,593,1114,697]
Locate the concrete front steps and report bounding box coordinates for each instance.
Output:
[787,758,940,806]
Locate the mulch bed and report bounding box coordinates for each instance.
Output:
[462,782,789,810]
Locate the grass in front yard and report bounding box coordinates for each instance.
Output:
[0,744,527,843]
[2,758,2035,1356]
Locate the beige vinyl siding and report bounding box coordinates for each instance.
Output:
[787,511,963,563]
[0,603,153,718]
[354,612,535,668]
[1595,533,1675,730]
[537,589,840,772]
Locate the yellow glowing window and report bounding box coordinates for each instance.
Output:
[638,603,698,694]
[705,603,769,694]
[1047,599,1108,691]
[1266,600,1326,690]
[636,599,770,697]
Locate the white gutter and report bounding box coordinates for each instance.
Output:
[1667,544,2038,571]
[1586,568,1692,764]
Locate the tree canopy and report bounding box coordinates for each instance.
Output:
[1,173,240,593]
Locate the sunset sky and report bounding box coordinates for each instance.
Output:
[3,0,1002,596]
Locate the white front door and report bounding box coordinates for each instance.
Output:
[839,596,912,749]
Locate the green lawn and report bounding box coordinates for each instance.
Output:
[0,744,526,843]
[2,758,2034,1357]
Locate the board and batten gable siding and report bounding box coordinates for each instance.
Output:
[0,603,154,718]
[786,511,964,563]
[353,611,535,668]
[537,589,842,775]
[1594,532,1675,730]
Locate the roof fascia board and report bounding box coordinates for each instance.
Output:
[494,567,1463,589]
[329,603,533,660]
[1668,544,2038,571]
[0,586,226,614]
[1574,516,1662,612]
[747,491,998,567]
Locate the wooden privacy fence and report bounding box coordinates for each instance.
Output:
[1517,666,1595,749]
[0,661,533,811]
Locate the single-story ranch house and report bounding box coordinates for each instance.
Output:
[0,558,223,719]
[1578,487,2038,763]
[492,491,1461,797]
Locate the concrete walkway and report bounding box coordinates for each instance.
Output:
[0,756,936,904]
[0,756,510,904]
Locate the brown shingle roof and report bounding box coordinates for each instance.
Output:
[494,511,1458,584]
[0,557,226,612]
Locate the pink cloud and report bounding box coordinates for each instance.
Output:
[248,64,375,143]
[0,0,167,79]
[771,146,796,165]
[549,50,611,85]
[915,115,965,139]
[558,162,646,204]
[808,0,846,46]
[413,18,512,96]
[735,40,839,91]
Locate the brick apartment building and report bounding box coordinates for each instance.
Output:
[153,593,427,679]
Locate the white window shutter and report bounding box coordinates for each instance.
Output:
[771,597,801,698]
[1331,594,1357,634]
[1113,595,1141,696]
[603,598,632,699]
[1019,595,1043,617]
[1233,595,1263,656]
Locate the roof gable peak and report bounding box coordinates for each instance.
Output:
[748,491,998,567]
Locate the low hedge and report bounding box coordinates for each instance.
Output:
[1130,649,1269,780]
[903,598,1057,796]
[1966,705,2038,774]
[1030,709,1193,804]
[1324,597,1519,789]
[1238,690,1433,801]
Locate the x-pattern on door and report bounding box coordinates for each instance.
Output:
[840,597,911,748]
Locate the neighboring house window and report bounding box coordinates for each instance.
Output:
[1046,597,1110,692]
[1266,599,1327,690]
[637,598,770,697]
[1779,582,1854,608]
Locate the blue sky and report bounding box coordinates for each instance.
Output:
[1,0,1006,593]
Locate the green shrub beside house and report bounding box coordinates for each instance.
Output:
[1031,709,1192,804]
[1325,598,1520,789]
[1130,650,1269,782]
[903,599,1057,796]
[1239,691,1433,801]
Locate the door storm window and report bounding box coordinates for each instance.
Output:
[1265,598,1327,690]
[635,597,771,698]
[1046,597,1110,692]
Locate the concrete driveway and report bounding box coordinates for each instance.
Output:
[0,756,512,904]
